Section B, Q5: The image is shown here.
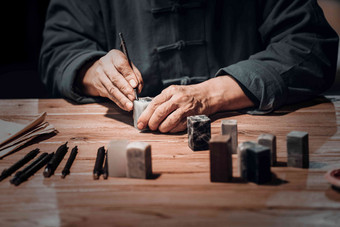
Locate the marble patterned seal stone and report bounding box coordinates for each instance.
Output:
[187,115,211,151]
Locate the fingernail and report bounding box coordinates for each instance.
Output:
[129,79,137,88]
[126,102,133,110]
[137,122,144,129]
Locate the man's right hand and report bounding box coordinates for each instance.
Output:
[79,49,143,111]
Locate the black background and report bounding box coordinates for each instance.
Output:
[0,1,50,98]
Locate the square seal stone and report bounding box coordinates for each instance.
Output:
[107,140,129,177]
[133,97,152,129]
[237,141,257,178]
[257,133,277,166]
[209,135,232,182]
[221,119,238,154]
[287,131,309,168]
[126,142,152,179]
[187,115,211,151]
[246,143,271,184]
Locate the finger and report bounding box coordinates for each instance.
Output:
[148,100,178,131]
[158,108,184,133]
[169,119,187,133]
[137,90,173,130]
[113,51,139,89]
[93,73,122,107]
[91,68,110,98]
[100,74,133,111]
[132,63,143,94]
[100,56,135,101]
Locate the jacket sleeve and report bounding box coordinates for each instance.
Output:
[39,0,107,103]
[216,0,339,114]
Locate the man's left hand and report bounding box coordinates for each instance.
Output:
[137,76,254,133]
[137,84,210,133]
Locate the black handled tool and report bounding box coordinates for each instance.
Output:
[11,152,54,186]
[103,151,108,180]
[0,148,40,181]
[44,142,68,177]
[61,146,78,178]
[119,32,138,100]
[93,146,105,180]
[10,152,49,184]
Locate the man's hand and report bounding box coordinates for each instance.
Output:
[78,49,143,111]
[137,85,208,133]
[137,76,254,133]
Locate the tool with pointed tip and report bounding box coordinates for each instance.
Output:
[10,152,49,184]
[93,146,105,180]
[11,152,54,186]
[61,146,78,179]
[103,151,108,179]
[0,148,40,181]
[119,32,138,100]
[43,142,69,177]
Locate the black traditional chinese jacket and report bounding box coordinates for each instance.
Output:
[39,0,338,113]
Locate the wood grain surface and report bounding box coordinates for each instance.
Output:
[0,96,340,227]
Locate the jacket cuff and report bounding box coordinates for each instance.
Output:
[60,51,106,104]
[216,60,288,114]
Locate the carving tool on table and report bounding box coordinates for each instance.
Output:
[93,146,105,180]
[61,146,78,179]
[0,148,40,181]
[102,151,108,179]
[11,152,54,186]
[43,142,68,177]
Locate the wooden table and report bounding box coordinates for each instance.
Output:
[0,96,340,227]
